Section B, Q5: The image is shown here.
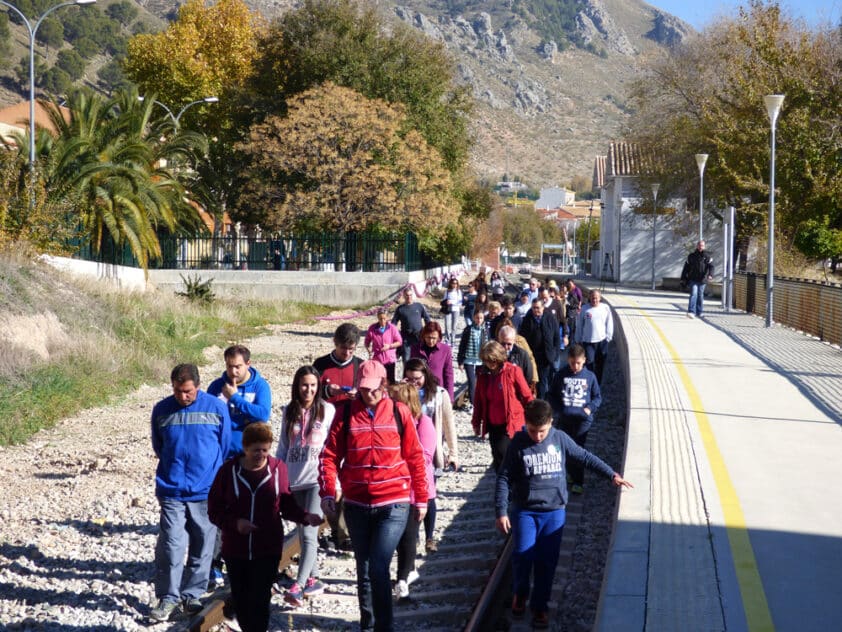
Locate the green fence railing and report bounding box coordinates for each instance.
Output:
[73,231,441,273]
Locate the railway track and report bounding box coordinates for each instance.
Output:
[186,384,586,632]
[185,287,613,631]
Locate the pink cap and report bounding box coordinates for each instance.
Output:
[357,360,387,390]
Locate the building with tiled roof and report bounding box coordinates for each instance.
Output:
[592,142,718,284]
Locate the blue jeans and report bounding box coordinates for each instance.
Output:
[344,502,410,632]
[537,363,554,400]
[511,507,566,613]
[464,363,479,404]
[154,498,216,602]
[688,281,706,316]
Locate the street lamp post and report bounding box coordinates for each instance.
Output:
[651,183,660,291]
[0,0,97,171]
[695,153,708,242]
[139,95,219,129]
[763,94,784,328]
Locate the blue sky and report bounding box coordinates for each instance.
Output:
[648,0,841,30]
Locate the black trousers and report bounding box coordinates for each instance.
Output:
[489,424,511,472]
[583,339,609,384]
[224,554,280,632]
[396,509,420,581]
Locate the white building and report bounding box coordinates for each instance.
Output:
[592,142,720,284]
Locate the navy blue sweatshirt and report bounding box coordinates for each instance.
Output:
[548,366,601,435]
[495,427,615,517]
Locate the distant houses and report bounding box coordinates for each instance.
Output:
[591,141,720,284]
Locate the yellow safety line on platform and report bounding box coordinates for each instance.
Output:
[643,311,775,632]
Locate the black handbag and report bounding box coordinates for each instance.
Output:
[440,298,451,314]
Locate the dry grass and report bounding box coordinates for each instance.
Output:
[0,251,327,445]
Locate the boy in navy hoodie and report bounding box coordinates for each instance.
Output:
[548,344,601,494]
[495,400,631,628]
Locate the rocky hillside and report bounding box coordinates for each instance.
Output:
[135,0,690,185]
[3,0,690,187]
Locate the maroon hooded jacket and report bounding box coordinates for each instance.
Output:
[208,454,307,560]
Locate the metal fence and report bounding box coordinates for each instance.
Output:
[74,231,440,272]
[734,272,842,345]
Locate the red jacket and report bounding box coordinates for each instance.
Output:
[471,362,534,438]
[319,397,428,509]
[208,455,307,560]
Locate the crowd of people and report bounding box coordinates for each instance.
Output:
[147,270,630,632]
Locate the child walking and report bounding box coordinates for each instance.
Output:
[495,399,631,628]
[276,365,335,606]
[548,344,602,494]
[388,383,437,600]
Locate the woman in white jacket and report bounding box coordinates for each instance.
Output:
[276,365,335,606]
[402,358,459,553]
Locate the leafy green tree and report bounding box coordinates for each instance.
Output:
[628,1,842,271]
[253,0,472,175]
[35,16,63,49]
[236,82,458,238]
[106,0,138,27]
[56,49,86,80]
[794,217,842,279]
[502,206,544,259]
[96,58,129,92]
[41,67,72,96]
[0,14,12,69]
[74,37,98,59]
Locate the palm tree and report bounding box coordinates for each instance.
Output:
[42,88,207,269]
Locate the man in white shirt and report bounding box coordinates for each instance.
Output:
[575,290,613,384]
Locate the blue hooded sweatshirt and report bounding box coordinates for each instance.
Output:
[151,389,231,501]
[207,366,272,458]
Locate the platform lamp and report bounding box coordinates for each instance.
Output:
[763,94,784,328]
[650,183,660,291]
[695,153,708,242]
[138,95,219,130]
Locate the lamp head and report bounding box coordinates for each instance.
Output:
[695,153,708,173]
[764,94,785,127]
[75,0,97,5]
[203,97,220,103]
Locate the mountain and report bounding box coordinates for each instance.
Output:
[1,0,691,188]
[130,0,693,187]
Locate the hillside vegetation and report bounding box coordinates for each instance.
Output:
[0,251,327,445]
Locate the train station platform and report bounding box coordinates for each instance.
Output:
[594,287,842,632]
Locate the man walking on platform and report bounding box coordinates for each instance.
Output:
[681,240,714,318]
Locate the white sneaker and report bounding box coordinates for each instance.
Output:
[686,312,695,319]
[407,570,420,586]
[395,580,409,599]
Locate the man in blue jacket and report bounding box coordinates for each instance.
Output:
[150,364,231,622]
[207,345,272,459]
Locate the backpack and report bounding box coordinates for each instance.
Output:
[340,399,404,440]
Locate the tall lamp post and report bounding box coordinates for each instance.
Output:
[763,94,784,328]
[139,95,219,129]
[650,183,660,291]
[695,153,708,242]
[0,0,97,171]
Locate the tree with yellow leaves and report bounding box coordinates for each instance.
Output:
[236,82,458,238]
[124,0,262,133]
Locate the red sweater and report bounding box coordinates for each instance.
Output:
[319,397,428,509]
[208,455,307,560]
[471,362,534,439]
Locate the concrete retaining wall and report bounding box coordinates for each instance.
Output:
[39,255,463,307]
